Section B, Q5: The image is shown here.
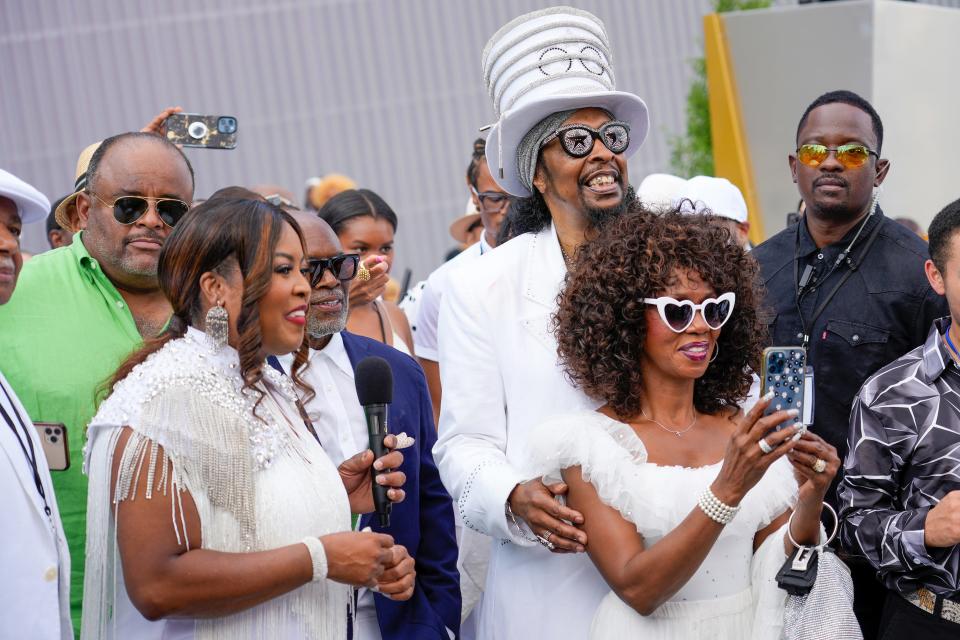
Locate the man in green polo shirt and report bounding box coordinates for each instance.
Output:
[0,131,194,632]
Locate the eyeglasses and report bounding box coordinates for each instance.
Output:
[307,253,360,287]
[470,187,510,214]
[544,121,631,158]
[87,192,190,227]
[643,292,736,333]
[796,143,878,169]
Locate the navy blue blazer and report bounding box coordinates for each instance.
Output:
[341,332,461,640]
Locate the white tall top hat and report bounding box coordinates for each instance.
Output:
[482,6,649,197]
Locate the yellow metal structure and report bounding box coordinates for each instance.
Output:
[703,13,764,244]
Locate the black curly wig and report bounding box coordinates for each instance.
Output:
[554,208,766,419]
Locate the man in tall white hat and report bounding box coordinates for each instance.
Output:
[678,175,752,249]
[0,169,73,639]
[432,7,650,638]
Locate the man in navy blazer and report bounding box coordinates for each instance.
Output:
[284,211,460,639]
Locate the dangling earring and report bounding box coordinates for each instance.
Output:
[868,185,881,216]
[710,343,720,363]
[205,300,229,350]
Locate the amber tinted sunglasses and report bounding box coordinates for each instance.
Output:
[796,144,878,169]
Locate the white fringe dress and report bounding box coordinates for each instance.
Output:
[527,411,798,640]
[81,328,351,640]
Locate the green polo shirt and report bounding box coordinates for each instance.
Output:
[0,232,143,633]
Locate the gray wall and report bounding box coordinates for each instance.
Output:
[724,0,960,236]
[1,0,714,281]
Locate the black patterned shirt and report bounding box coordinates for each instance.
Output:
[839,318,960,598]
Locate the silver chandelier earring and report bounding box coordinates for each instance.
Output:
[205,301,229,350]
[710,343,720,363]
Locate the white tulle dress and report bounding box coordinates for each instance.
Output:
[527,411,798,640]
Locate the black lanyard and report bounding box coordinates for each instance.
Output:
[0,382,52,516]
[792,215,884,349]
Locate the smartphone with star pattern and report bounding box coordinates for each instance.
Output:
[760,347,807,430]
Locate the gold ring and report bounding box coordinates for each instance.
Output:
[812,458,827,473]
[356,263,371,282]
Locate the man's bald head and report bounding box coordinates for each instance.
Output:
[291,211,342,257]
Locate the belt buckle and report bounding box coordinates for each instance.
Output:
[907,587,960,624]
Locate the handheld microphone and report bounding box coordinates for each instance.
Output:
[355,356,394,527]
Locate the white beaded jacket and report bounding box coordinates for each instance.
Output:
[82,327,351,640]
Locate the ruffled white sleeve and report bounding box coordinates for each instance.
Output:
[526,412,654,530]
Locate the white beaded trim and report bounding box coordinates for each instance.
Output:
[697,487,740,525]
[301,536,328,582]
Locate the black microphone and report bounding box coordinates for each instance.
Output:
[355,356,394,527]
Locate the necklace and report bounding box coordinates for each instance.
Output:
[559,242,573,266]
[639,405,697,437]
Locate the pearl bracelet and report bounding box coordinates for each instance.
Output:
[697,487,740,525]
[301,536,328,582]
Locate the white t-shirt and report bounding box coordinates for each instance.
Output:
[413,236,491,361]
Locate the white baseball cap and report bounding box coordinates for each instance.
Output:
[638,173,687,210]
[677,176,748,224]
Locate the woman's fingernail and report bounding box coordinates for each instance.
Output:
[763,390,775,400]
[788,409,800,417]
[792,431,803,442]
[374,460,383,470]
[376,475,386,485]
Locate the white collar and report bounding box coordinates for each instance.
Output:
[310,332,354,379]
[480,233,494,255]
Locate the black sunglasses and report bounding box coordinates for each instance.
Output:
[307,254,360,287]
[87,192,190,227]
[470,187,510,214]
[544,121,631,158]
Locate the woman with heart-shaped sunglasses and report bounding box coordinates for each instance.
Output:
[525,209,840,638]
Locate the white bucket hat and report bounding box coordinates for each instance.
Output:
[0,168,50,224]
[482,6,649,197]
[677,176,749,224]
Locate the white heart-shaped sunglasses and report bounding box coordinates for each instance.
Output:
[642,292,736,333]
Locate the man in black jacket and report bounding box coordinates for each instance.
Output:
[752,89,947,639]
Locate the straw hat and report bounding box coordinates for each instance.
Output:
[482,6,649,196]
[449,197,483,244]
[677,176,749,223]
[0,169,50,224]
[54,141,101,231]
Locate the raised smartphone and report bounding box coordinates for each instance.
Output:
[33,422,70,471]
[164,113,238,149]
[760,347,807,430]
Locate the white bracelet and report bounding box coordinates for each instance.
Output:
[301,536,328,582]
[697,488,740,525]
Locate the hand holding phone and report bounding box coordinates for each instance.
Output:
[164,113,238,149]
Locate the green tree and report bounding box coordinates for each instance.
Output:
[669,0,771,178]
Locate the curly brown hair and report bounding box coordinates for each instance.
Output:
[554,208,766,418]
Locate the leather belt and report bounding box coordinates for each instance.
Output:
[904,587,960,624]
